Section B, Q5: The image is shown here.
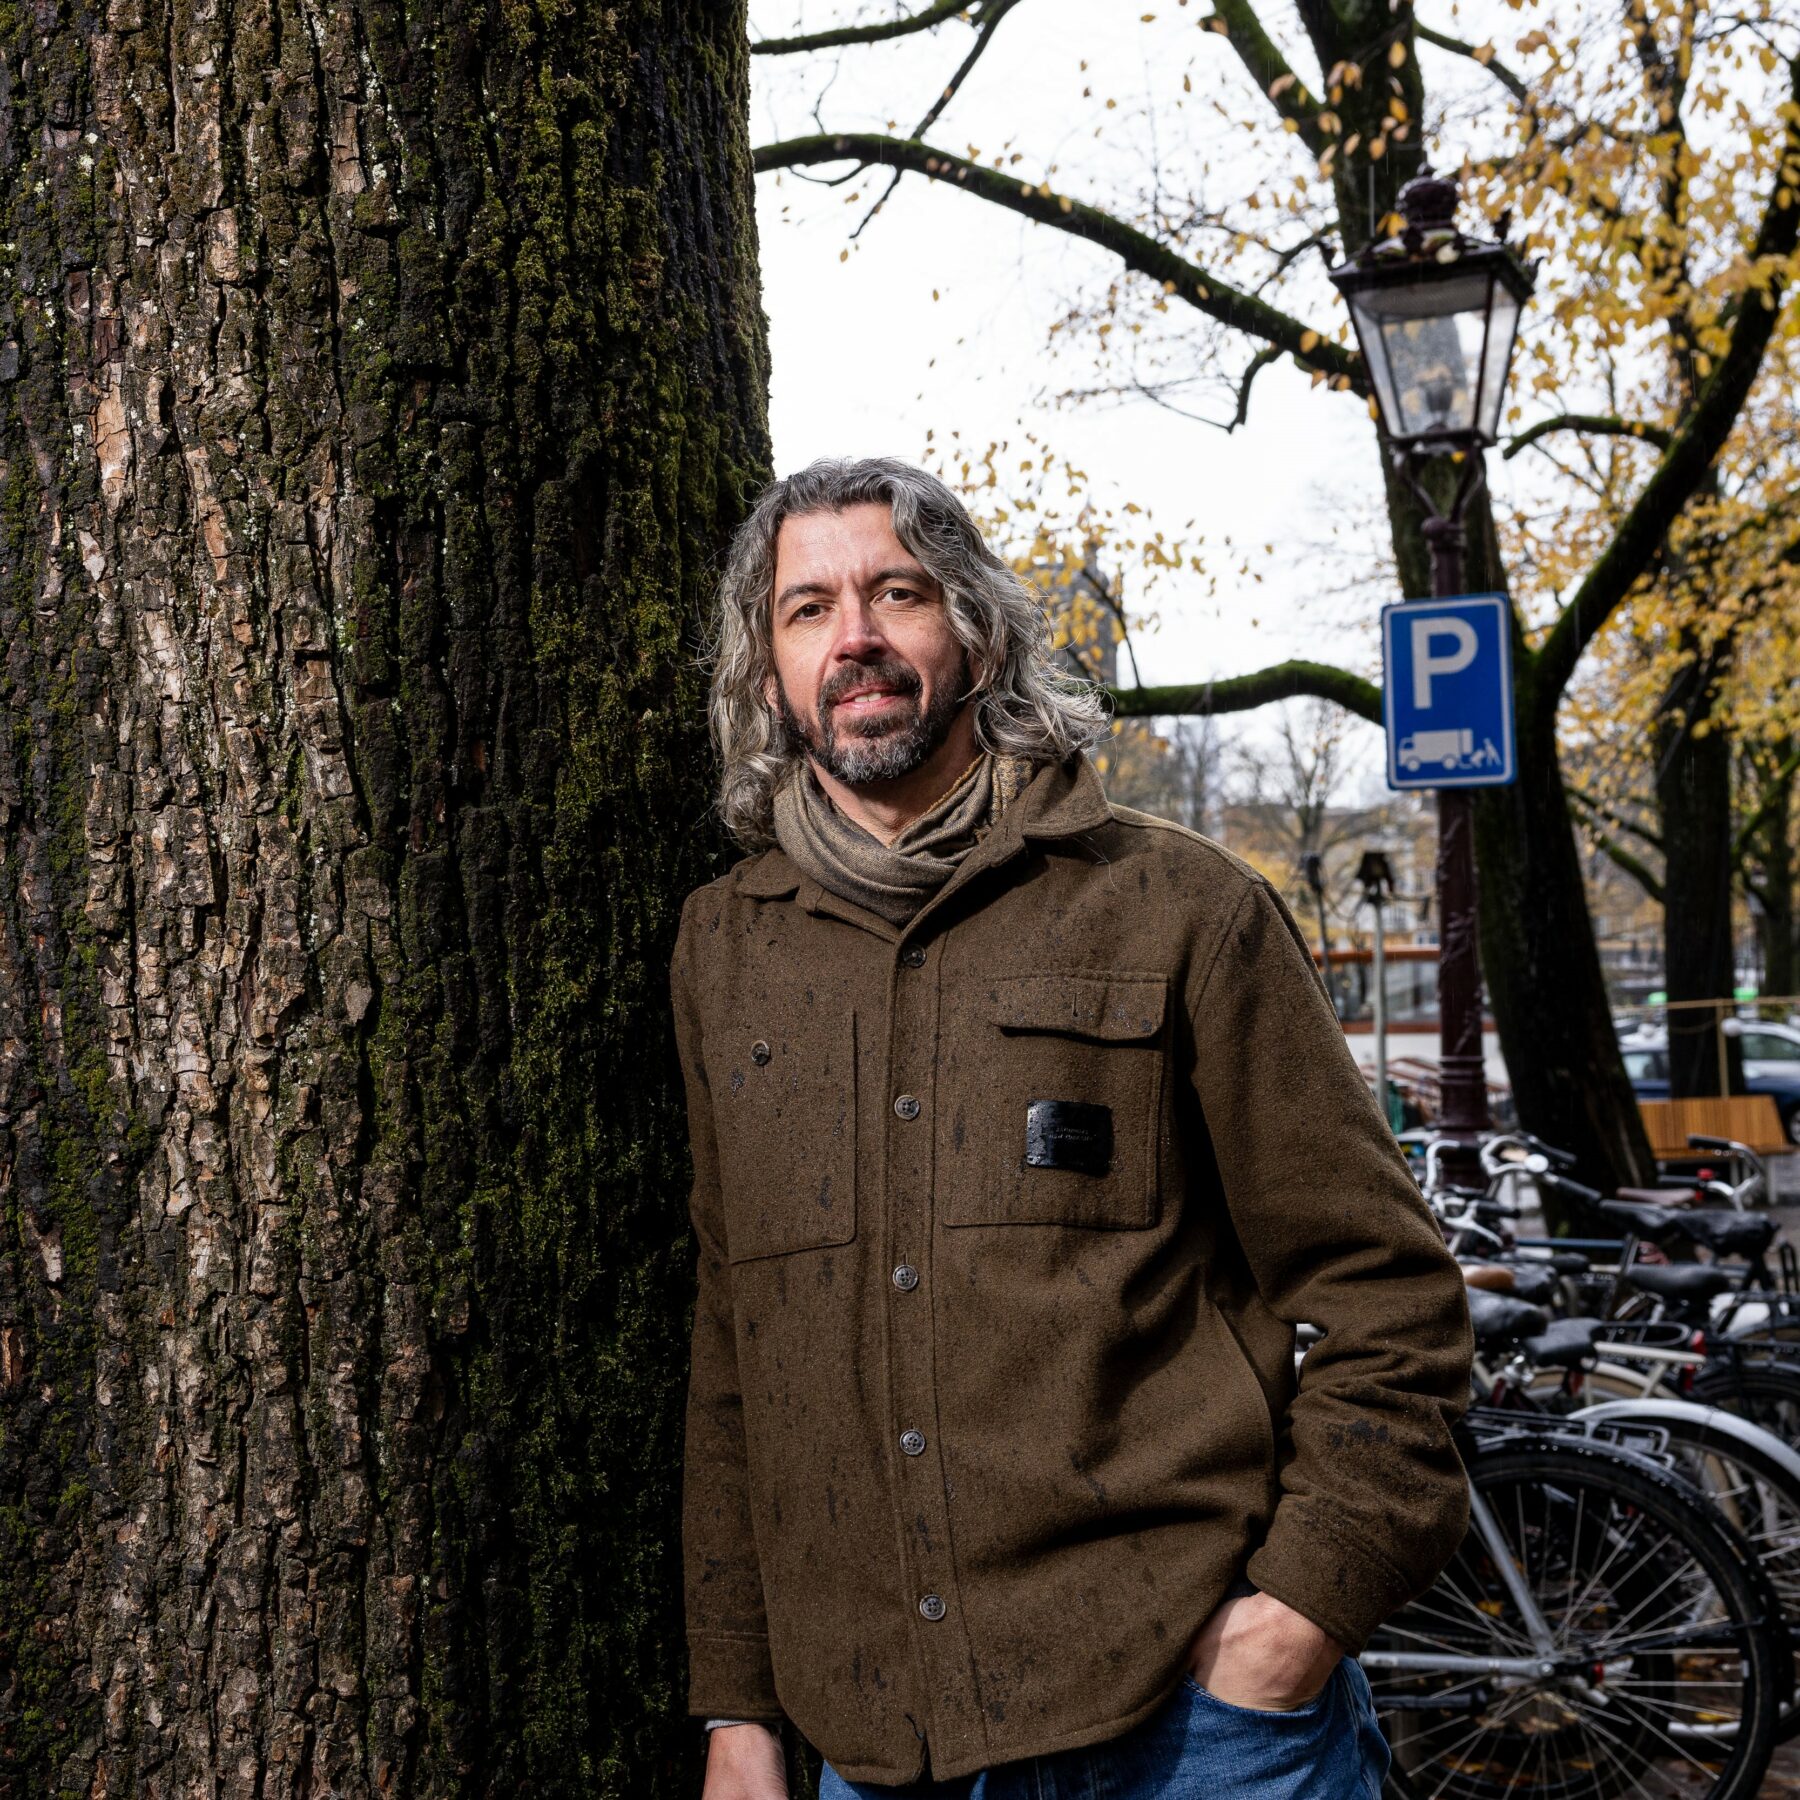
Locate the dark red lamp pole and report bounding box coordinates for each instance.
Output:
[1329,170,1536,1185]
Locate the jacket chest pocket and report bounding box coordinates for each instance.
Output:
[940,974,1167,1229]
[711,1012,858,1261]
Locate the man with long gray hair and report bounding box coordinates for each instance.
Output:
[672,457,1472,1798]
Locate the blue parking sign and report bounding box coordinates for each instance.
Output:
[1382,594,1516,790]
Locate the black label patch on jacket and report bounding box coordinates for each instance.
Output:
[1024,1100,1113,1176]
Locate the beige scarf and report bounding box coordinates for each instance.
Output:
[772,752,1034,927]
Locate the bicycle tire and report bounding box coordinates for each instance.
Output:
[1579,1398,1800,1742]
[1691,1355,1800,1446]
[1364,1435,1781,1800]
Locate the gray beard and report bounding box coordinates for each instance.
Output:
[777,660,970,787]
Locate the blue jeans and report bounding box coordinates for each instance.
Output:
[818,1656,1389,1799]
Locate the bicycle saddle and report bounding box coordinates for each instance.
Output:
[1599,1198,1687,1242]
[1465,1289,1551,1350]
[1620,1262,1751,1303]
[1547,1251,1591,1275]
[1670,1209,1776,1259]
[1501,1263,1560,1305]
[1521,1317,1603,1370]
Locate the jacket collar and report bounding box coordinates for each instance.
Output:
[735,849,803,898]
[728,754,1113,916]
[1009,753,1114,844]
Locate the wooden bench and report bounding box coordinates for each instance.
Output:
[1638,1095,1790,1159]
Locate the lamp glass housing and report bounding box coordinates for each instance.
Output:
[1335,243,1531,450]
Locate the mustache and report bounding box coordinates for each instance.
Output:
[818,660,923,710]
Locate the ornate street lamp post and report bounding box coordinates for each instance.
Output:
[1331,170,1536,1180]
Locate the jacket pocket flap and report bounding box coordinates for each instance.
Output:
[987,974,1167,1041]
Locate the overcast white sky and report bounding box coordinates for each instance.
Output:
[746,0,1537,775]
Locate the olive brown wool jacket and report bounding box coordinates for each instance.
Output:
[672,753,1474,1785]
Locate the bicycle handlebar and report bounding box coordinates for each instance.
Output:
[1538,1169,1605,1207]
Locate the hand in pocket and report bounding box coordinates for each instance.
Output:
[1186,1590,1346,1712]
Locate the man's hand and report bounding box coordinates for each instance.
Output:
[1185,1589,1346,1712]
[701,1721,787,1798]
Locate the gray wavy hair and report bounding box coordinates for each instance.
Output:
[707,456,1111,847]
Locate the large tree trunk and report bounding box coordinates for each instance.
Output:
[1474,682,1657,1192]
[1656,642,1743,1096]
[1753,766,1797,1002]
[0,1,767,1793]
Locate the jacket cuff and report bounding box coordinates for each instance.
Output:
[1245,1499,1425,1656]
[688,1631,783,1722]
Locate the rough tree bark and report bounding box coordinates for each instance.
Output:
[0,0,767,1794]
[1656,638,1743,1096]
[1745,746,1797,1002]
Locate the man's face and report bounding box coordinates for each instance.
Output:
[765,503,973,788]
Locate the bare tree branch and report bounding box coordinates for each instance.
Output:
[1585,830,1668,905]
[1107,662,1381,726]
[851,0,1027,237]
[754,134,1365,384]
[1225,346,1284,431]
[1734,740,1800,864]
[754,0,985,55]
[1412,21,1530,102]
[1503,413,1675,461]
[1568,786,1665,852]
[1206,0,1330,157]
[1532,51,1800,707]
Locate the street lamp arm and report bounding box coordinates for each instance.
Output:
[1532,52,1800,709]
[1501,414,1674,461]
[1411,21,1530,103]
[752,0,991,54]
[753,134,1366,388]
[1106,662,1381,726]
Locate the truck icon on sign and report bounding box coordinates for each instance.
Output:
[1397,729,1501,773]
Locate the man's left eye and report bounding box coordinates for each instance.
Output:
[878,587,918,604]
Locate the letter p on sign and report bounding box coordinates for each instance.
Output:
[1411,617,1479,709]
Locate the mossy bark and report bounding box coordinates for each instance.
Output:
[0,0,768,1793]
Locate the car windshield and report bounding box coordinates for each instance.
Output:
[1741,1031,1800,1063]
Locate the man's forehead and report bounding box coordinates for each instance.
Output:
[773,504,928,579]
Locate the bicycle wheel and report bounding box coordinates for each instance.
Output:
[1364,1436,1781,1800]
[1580,1398,1800,1742]
[1691,1355,1800,1446]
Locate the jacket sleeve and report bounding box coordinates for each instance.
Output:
[1186,876,1474,1655]
[673,900,784,1723]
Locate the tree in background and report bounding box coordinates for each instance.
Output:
[754,0,1800,1185]
[0,3,766,1793]
[1557,367,1800,1083]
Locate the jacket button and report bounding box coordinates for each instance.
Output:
[893,1263,920,1291]
[900,1429,926,1456]
[900,944,926,968]
[750,1041,771,1065]
[894,1094,921,1121]
[919,1594,946,1622]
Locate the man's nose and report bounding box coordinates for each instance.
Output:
[829,594,888,659]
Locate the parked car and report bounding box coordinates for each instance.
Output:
[1734,1018,1800,1087]
[1621,1029,1800,1147]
